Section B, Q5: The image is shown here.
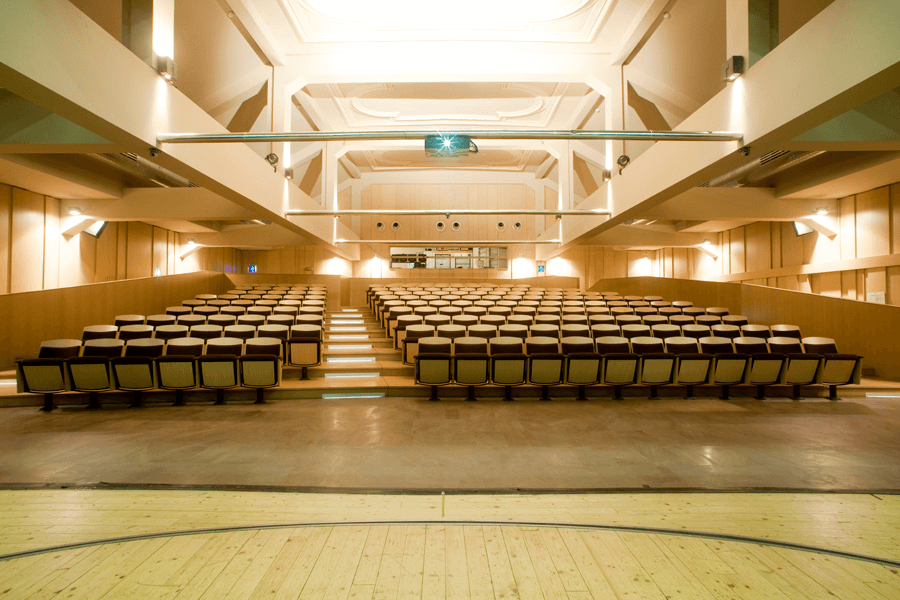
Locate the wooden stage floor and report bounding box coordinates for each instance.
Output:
[0,394,898,492]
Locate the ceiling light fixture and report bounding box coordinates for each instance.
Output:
[723,56,744,81]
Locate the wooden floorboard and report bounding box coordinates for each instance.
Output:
[4,519,899,600]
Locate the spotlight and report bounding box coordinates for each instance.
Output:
[284,168,294,180]
[723,55,744,81]
[67,207,83,216]
[601,170,612,182]
[451,222,461,231]
[375,222,385,230]
[815,208,828,216]
[392,222,401,231]
[155,55,178,84]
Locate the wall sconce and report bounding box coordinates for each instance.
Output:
[284,167,294,180]
[156,55,178,84]
[67,207,83,216]
[723,55,744,81]
[601,170,612,182]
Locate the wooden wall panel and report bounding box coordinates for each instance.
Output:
[744,221,771,273]
[841,270,858,300]
[116,221,128,279]
[887,266,900,305]
[729,226,745,273]
[151,226,167,276]
[95,222,118,282]
[0,271,226,369]
[892,184,900,254]
[0,184,9,294]
[812,272,841,298]
[855,187,890,258]
[125,222,152,279]
[42,197,59,289]
[839,195,856,260]
[10,188,45,293]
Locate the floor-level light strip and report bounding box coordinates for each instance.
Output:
[322,392,386,400]
[328,327,367,332]
[326,357,377,363]
[865,393,900,398]
[328,345,373,351]
[324,372,380,379]
[328,335,370,340]
[330,320,364,325]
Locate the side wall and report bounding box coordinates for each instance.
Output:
[587,276,900,378]
[0,182,238,294]
[691,182,900,307]
[0,271,227,369]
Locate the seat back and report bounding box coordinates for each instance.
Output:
[630,336,664,354]
[124,338,165,358]
[601,353,639,385]
[118,324,154,341]
[206,337,244,356]
[164,337,204,357]
[224,324,257,340]
[82,325,118,341]
[111,356,155,391]
[596,336,631,354]
[240,355,281,388]
[528,353,565,385]
[66,357,111,392]
[39,339,82,359]
[415,353,452,385]
[17,359,66,394]
[454,353,491,385]
[565,353,602,385]
[82,338,125,358]
[561,336,594,354]
[638,352,676,385]
[197,355,239,389]
[801,337,839,354]
[771,324,802,339]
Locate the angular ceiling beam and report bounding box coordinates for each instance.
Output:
[58,188,257,221]
[0,0,355,260]
[282,43,612,87]
[540,0,900,261]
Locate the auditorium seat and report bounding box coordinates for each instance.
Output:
[527,347,565,401]
[600,350,639,401]
[82,338,125,358]
[650,324,681,340]
[722,315,749,327]
[193,306,219,318]
[451,315,478,328]
[118,324,154,341]
[110,356,156,407]
[768,337,821,399]
[207,314,237,328]
[190,324,224,340]
[403,325,435,364]
[529,324,561,340]
[206,337,244,356]
[237,315,266,327]
[771,324,802,339]
[711,324,741,339]
[287,325,323,378]
[177,314,206,328]
[164,337,204,357]
[588,314,615,326]
[395,314,424,349]
[154,325,189,341]
[666,338,713,398]
[621,324,651,339]
[564,345,602,401]
[479,315,506,328]
[561,324,590,338]
[146,315,176,328]
[17,358,67,411]
[700,337,749,400]
[198,354,240,405]
[695,315,722,327]
[81,325,118,342]
[239,353,281,404]
[497,324,528,340]
[590,324,621,339]
[468,324,498,340]
[681,324,711,340]
[454,351,491,401]
[124,338,165,358]
[114,315,145,327]
[415,351,453,401]
[741,324,771,339]
[669,315,695,328]
[801,337,862,399]
[67,356,112,409]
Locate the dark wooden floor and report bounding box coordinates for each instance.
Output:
[1,395,898,491]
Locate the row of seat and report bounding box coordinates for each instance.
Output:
[396,322,812,364]
[17,353,282,411]
[414,335,862,402]
[81,317,325,341]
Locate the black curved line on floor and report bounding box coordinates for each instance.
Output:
[1,520,899,569]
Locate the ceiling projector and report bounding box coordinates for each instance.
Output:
[424,135,477,157]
